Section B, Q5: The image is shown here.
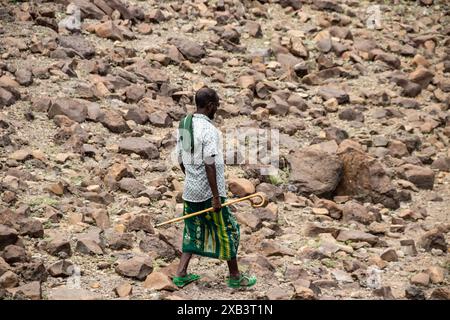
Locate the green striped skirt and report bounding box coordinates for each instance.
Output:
[182,197,240,261]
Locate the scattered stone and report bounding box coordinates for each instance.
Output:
[10,281,41,300]
[418,229,447,252]
[427,266,445,284]
[48,98,88,123]
[336,230,378,246]
[95,21,123,41]
[410,273,430,286]
[380,249,398,262]
[2,245,28,264]
[405,286,425,300]
[228,178,255,197]
[0,225,18,250]
[99,110,131,133]
[169,38,206,62]
[0,270,19,288]
[115,256,153,280]
[342,201,377,225]
[45,237,72,257]
[119,137,159,159]
[143,271,177,291]
[114,282,132,297]
[399,164,435,189]
[127,214,154,234]
[47,260,74,277]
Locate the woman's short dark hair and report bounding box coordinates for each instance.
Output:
[195,87,219,109]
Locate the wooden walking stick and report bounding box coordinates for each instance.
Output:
[155,192,268,228]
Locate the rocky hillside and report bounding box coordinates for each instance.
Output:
[0,0,449,300]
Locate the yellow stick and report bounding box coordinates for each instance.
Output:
[155,192,267,228]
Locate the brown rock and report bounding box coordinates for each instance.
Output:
[19,219,44,238]
[2,245,28,264]
[127,214,154,234]
[287,147,343,196]
[125,107,148,125]
[139,234,177,261]
[48,182,64,196]
[47,260,74,277]
[0,225,18,251]
[336,230,378,246]
[427,266,444,284]
[399,164,435,190]
[292,284,316,300]
[58,35,95,59]
[104,230,134,250]
[418,228,447,252]
[45,237,72,257]
[314,30,332,53]
[115,256,153,280]
[342,201,377,225]
[0,270,18,289]
[169,38,206,62]
[95,21,124,41]
[430,288,450,300]
[235,212,261,231]
[267,95,290,116]
[245,21,262,38]
[266,287,293,300]
[228,178,255,197]
[410,273,430,286]
[48,98,88,123]
[71,0,105,19]
[388,140,409,158]
[137,23,152,35]
[335,146,400,209]
[114,282,132,297]
[409,67,434,89]
[318,86,349,104]
[31,97,52,112]
[118,178,146,197]
[15,69,33,86]
[374,52,401,69]
[99,110,130,133]
[237,75,256,90]
[119,137,159,159]
[125,85,145,103]
[431,157,450,172]
[149,111,173,127]
[255,183,283,202]
[10,281,41,300]
[143,271,177,291]
[380,249,398,262]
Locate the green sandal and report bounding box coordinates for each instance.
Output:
[172,273,201,288]
[226,273,257,288]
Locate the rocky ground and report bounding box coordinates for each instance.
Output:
[0,0,449,300]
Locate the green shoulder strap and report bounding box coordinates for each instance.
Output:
[179,114,194,153]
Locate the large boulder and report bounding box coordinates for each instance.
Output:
[287,147,343,196]
[334,143,400,209]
